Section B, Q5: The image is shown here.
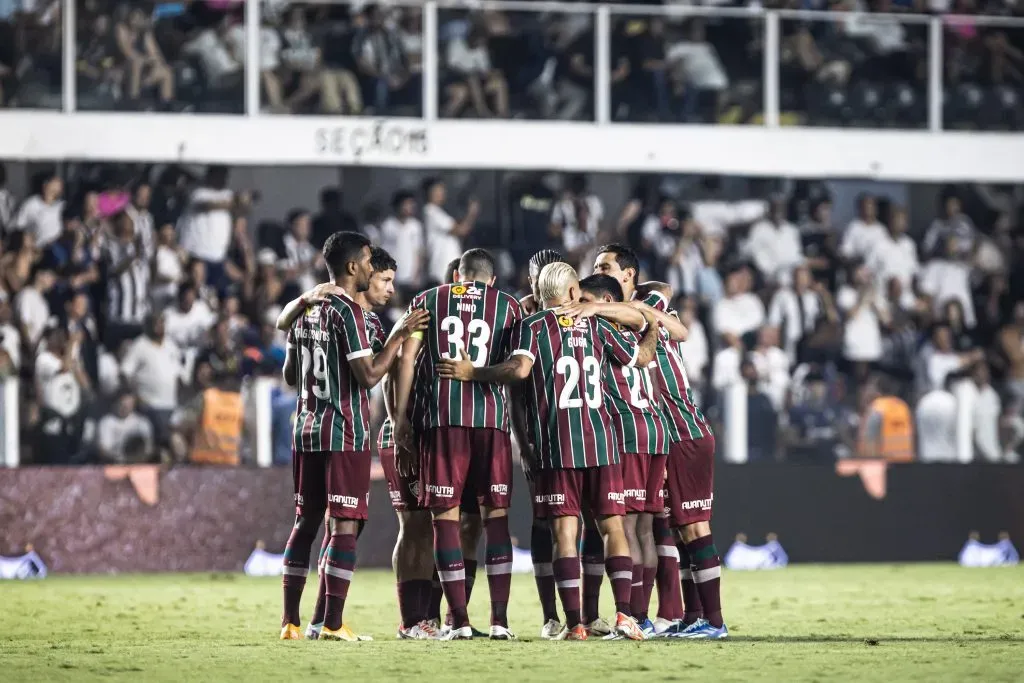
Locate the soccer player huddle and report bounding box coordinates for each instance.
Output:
[277,231,727,643]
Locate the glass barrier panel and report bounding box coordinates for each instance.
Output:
[1,1,63,109]
[779,13,929,129]
[261,1,422,117]
[944,18,1024,132]
[436,4,595,121]
[607,12,764,125]
[74,0,246,113]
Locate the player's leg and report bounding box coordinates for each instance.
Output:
[474,428,516,639]
[306,515,330,639]
[580,513,608,635]
[319,449,372,641]
[635,512,658,634]
[420,427,474,639]
[459,503,482,609]
[541,468,587,640]
[530,480,562,638]
[621,453,652,633]
[667,436,727,639]
[652,513,685,630]
[590,464,646,641]
[280,450,328,640]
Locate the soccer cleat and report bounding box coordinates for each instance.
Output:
[489,625,517,640]
[539,619,563,640]
[638,618,657,639]
[613,612,647,641]
[584,617,613,637]
[666,618,708,638]
[471,626,490,638]
[319,624,359,641]
[554,624,588,641]
[652,617,680,637]
[439,625,473,640]
[417,620,442,640]
[676,620,729,639]
[305,622,323,640]
[280,624,302,640]
[397,624,422,640]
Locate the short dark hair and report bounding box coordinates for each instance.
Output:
[323,231,370,277]
[579,274,624,303]
[391,190,414,211]
[597,243,640,285]
[458,248,495,282]
[444,258,461,285]
[528,249,565,277]
[286,209,308,226]
[370,246,398,273]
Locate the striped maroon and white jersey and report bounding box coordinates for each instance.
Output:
[409,282,523,431]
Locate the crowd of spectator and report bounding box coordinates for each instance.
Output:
[1,159,1023,465]
[3,0,1023,127]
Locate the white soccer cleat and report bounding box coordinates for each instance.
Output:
[416,620,442,640]
[489,624,517,640]
[585,617,613,637]
[652,617,680,637]
[304,623,322,640]
[439,625,473,640]
[539,619,563,640]
[397,624,423,640]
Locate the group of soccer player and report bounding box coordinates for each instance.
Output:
[277,229,727,642]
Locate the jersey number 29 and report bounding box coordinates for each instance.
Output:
[300,346,330,400]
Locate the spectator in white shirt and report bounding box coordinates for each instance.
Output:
[34,325,92,464]
[839,194,887,263]
[711,341,743,392]
[866,205,919,305]
[97,391,155,464]
[121,313,185,447]
[916,378,959,463]
[379,190,425,294]
[281,209,321,293]
[960,362,1002,462]
[744,198,804,286]
[676,296,708,388]
[923,193,976,259]
[924,323,984,392]
[836,262,889,365]
[163,283,218,352]
[550,174,604,263]
[919,235,976,328]
[15,169,64,248]
[768,264,824,362]
[750,325,791,411]
[177,166,249,286]
[712,263,765,345]
[151,223,188,310]
[14,264,56,351]
[444,23,509,118]
[422,178,478,286]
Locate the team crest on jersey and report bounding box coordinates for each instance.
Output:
[558,315,575,328]
[451,285,468,296]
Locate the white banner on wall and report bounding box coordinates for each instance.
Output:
[3,112,1024,182]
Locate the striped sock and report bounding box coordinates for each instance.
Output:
[484,516,513,627]
[679,542,703,624]
[553,556,582,628]
[642,565,656,622]
[605,555,633,616]
[310,523,330,627]
[281,516,318,627]
[581,526,604,624]
[685,535,721,627]
[323,532,357,631]
[433,519,469,629]
[629,564,646,621]
[654,517,683,621]
[531,523,559,623]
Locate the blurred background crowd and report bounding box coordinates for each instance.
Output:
[2,0,1024,127]
[1,157,1023,467]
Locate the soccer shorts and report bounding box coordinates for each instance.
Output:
[292,449,371,521]
[646,453,668,514]
[534,465,625,519]
[620,453,652,514]
[379,446,423,512]
[418,427,512,511]
[665,436,716,527]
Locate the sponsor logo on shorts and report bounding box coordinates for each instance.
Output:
[607,491,626,504]
[679,494,714,511]
[389,490,402,503]
[328,494,360,508]
[490,484,509,495]
[535,493,565,505]
[623,488,647,501]
[426,484,455,498]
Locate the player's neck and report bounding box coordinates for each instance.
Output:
[353,292,369,309]
[623,284,636,301]
[542,296,571,309]
[336,276,356,295]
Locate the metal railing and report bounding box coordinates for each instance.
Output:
[2,0,1021,131]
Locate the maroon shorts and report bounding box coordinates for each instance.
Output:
[665,437,716,527]
[293,449,371,521]
[646,453,668,514]
[418,427,512,511]
[379,447,423,512]
[620,453,651,514]
[534,465,625,519]
[529,479,548,520]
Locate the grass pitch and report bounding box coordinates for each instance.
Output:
[3,564,1022,682]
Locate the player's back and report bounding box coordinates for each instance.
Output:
[290,294,373,453]
[602,326,671,455]
[517,310,635,469]
[411,282,522,431]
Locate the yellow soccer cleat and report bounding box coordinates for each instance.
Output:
[319,624,359,641]
[280,624,303,640]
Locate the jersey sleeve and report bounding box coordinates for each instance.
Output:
[337,301,373,361]
[642,289,670,312]
[597,317,639,368]
[510,318,538,363]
